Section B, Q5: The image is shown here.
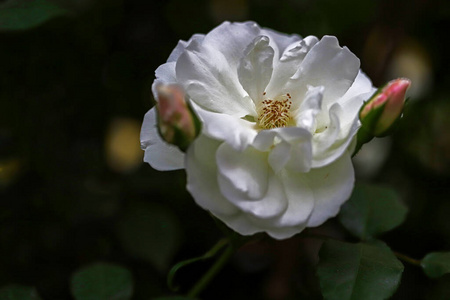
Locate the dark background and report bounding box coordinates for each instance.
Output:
[1,0,450,299]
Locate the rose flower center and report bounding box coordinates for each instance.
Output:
[257,93,293,129]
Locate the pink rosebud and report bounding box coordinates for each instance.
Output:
[360,78,411,136]
[156,84,198,151]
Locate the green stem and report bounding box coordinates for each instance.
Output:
[187,244,235,298]
[394,251,421,266]
[167,239,228,291]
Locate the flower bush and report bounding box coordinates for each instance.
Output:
[141,21,376,239]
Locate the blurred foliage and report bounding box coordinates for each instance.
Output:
[0,285,42,300]
[421,252,450,279]
[116,201,182,272]
[70,263,133,300]
[0,0,69,31]
[0,0,449,299]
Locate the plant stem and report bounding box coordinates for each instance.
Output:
[187,244,234,298]
[394,251,421,266]
[167,239,228,292]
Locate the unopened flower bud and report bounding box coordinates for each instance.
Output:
[360,78,411,137]
[155,84,199,151]
[353,78,411,156]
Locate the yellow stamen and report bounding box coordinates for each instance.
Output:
[257,94,292,129]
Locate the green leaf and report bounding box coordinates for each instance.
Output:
[421,252,450,278]
[0,0,69,31]
[70,262,133,300]
[0,285,42,300]
[317,240,404,300]
[338,184,408,240]
[116,202,182,272]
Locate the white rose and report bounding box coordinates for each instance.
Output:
[141,21,376,239]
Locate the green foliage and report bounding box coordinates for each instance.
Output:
[70,263,133,300]
[421,252,450,278]
[317,240,404,300]
[339,184,408,240]
[0,0,69,31]
[0,285,42,300]
[116,202,182,272]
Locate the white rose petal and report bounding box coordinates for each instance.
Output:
[140,108,184,171]
[141,21,375,239]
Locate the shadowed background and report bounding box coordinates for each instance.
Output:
[0,0,450,299]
